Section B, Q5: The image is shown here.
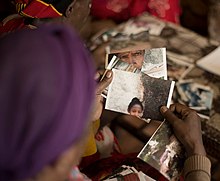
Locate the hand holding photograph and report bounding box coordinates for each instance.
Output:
[138,121,185,181]
[105,69,175,121]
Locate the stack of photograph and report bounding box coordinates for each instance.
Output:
[102,46,187,181]
[100,33,217,180]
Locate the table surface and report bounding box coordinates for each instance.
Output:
[89,13,220,159]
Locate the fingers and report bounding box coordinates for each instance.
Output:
[160,106,182,127]
[96,70,113,95]
[170,103,193,116]
[160,104,206,156]
[90,70,113,122]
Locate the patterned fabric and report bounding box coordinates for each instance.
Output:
[15,0,62,18]
[91,0,181,23]
[0,14,32,35]
[0,0,64,35]
[83,120,121,158]
[95,126,121,158]
[81,125,121,166]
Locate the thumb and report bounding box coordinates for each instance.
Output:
[160,106,182,128]
[96,70,113,95]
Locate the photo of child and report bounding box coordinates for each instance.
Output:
[105,69,175,121]
[127,97,144,119]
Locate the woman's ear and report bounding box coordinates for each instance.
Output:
[65,0,76,17]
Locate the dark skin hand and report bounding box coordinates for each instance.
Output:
[90,70,113,122]
[160,103,206,157]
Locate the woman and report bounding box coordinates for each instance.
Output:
[0,0,114,162]
[0,24,95,180]
[0,24,211,181]
[0,0,91,36]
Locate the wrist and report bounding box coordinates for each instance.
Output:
[186,141,206,157]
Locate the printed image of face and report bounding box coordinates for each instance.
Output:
[118,50,145,69]
[129,104,143,118]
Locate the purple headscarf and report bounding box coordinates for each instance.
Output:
[0,24,95,180]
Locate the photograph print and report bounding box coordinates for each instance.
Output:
[106,47,167,79]
[101,165,156,181]
[105,69,175,121]
[176,79,214,119]
[138,120,185,181]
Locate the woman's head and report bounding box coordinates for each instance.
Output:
[127,97,144,118]
[0,24,95,180]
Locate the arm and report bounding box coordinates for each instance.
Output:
[90,70,113,123]
[82,70,113,157]
[160,103,211,181]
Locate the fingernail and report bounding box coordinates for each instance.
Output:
[160,106,168,113]
[106,71,112,78]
